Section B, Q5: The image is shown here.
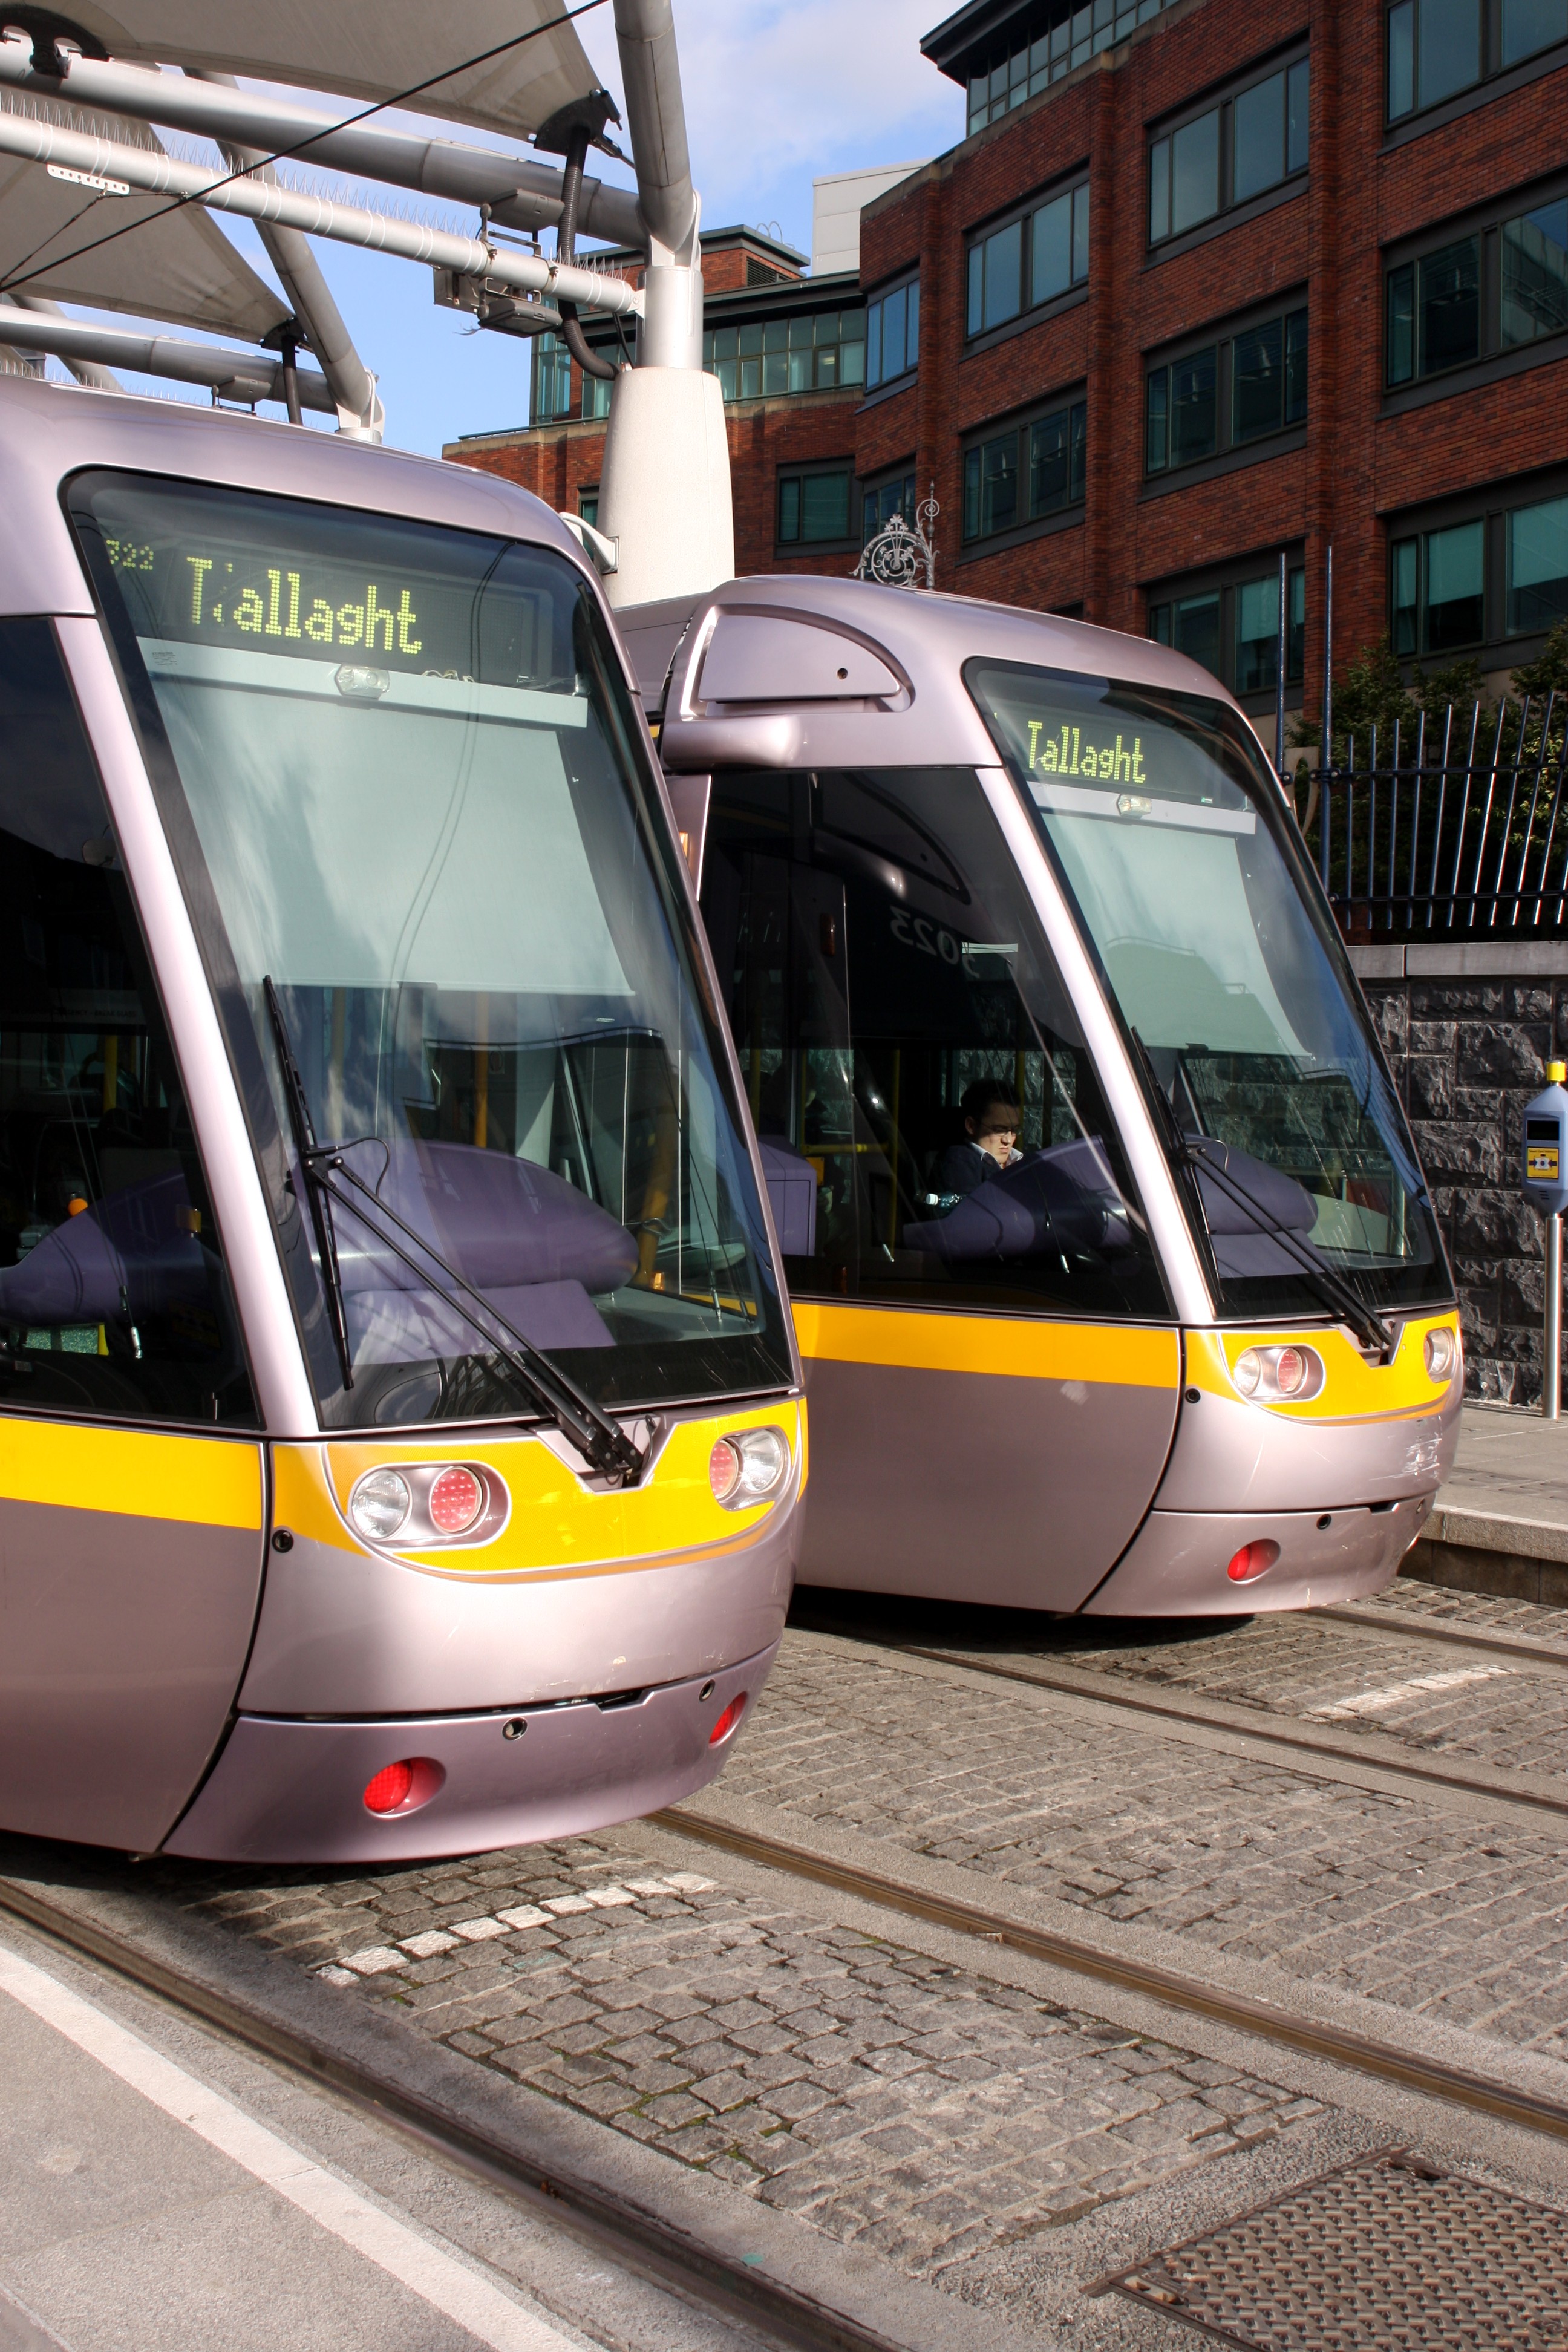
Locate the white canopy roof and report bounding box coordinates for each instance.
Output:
[0,93,286,337]
[21,2,607,140]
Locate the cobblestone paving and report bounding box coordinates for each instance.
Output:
[1005,1609,1568,1783]
[719,1638,1568,2057]
[146,1841,1322,2278]
[1377,1575,1568,1648]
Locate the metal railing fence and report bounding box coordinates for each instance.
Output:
[1302,694,1568,939]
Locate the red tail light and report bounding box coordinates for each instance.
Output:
[1227,1540,1281,1584]
[708,1693,747,1745]
[429,1465,484,1534]
[362,1756,445,1815]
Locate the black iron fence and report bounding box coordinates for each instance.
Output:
[1301,694,1568,939]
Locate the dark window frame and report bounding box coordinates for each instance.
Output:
[1147,43,1310,252]
[1386,465,1568,660]
[704,306,867,405]
[1385,0,1568,129]
[860,465,921,547]
[1145,544,1308,711]
[1383,171,1568,393]
[864,273,921,392]
[1144,295,1308,482]
[775,460,859,552]
[959,386,1088,555]
[964,172,1090,344]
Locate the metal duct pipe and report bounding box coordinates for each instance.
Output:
[0,309,338,410]
[0,53,644,321]
[4,292,120,388]
[612,0,697,262]
[189,71,382,439]
[0,44,646,249]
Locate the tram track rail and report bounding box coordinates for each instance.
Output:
[650,1806,1568,2149]
[0,1873,901,2352]
[788,1602,1568,1822]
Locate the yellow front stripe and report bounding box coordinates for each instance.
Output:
[0,1417,263,1528]
[792,1301,1180,1388]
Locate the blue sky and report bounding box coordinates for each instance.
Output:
[33,1,964,457]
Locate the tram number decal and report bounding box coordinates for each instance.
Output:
[890,909,961,964]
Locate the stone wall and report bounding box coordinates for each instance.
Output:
[1350,944,1568,1405]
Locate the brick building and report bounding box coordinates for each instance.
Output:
[448,0,1568,733]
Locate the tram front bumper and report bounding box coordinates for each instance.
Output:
[1082,1497,1432,1616]
[161,1641,774,1864]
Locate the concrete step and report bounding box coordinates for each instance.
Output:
[1403,1404,1568,1606]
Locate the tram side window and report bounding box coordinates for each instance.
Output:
[0,621,254,1425]
[700,767,1170,1320]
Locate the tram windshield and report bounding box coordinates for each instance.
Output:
[72,475,791,1428]
[969,661,1451,1321]
[702,765,1169,1321]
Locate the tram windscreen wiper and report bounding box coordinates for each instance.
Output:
[263,980,646,1486]
[1129,1028,1394,1361]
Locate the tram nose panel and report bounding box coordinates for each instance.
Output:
[1156,1318,1463,1517]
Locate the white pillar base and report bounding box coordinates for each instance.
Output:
[597,366,734,609]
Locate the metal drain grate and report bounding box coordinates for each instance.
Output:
[1100,2148,1568,2350]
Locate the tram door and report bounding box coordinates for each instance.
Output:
[701,764,1181,1608]
[0,621,264,1851]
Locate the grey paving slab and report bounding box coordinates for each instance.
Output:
[1438,1405,1568,1535]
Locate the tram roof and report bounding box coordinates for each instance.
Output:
[0,369,593,619]
[626,570,1271,780]
[14,2,610,143]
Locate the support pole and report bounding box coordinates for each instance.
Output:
[1275,548,1287,784]
[1322,543,1334,768]
[1547,1212,1563,1421]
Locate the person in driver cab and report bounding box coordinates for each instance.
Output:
[932,1079,1027,1203]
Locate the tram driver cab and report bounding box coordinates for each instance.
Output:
[624,573,1463,1619]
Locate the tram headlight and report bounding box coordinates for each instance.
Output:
[350,1468,411,1540]
[710,1426,790,1508]
[1424,1327,1458,1382]
[1229,1345,1325,1403]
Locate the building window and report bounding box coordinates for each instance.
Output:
[1149,559,1305,696]
[863,471,918,543]
[866,279,920,390]
[962,394,1086,544]
[1387,0,1567,123]
[1149,53,1308,247]
[777,465,855,547]
[967,181,1089,339]
[1391,489,1568,650]
[965,0,1180,135]
[704,309,865,403]
[1386,190,1568,385]
[1146,306,1307,476]
[581,365,616,420]
[532,332,572,422]
[578,487,599,529]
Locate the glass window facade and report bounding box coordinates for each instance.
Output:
[963,397,1086,543]
[965,0,1179,134]
[1393,492,1568,650]
[967,183,1089,338]
[1387,0,1566,122]
[703,309,865,403]
[1149,563,1305,697]
[1146,307,1307,475]
[532,332,572,422]
[866,279,920,389]
[1149,57,1308,246]
[777,468,854,546]
[1388,197,1568,386]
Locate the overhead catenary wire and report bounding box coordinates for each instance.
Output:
[0,0,612,298]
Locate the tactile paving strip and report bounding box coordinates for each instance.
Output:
[1102,2147,1568,2350]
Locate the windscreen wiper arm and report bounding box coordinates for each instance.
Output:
[264,981,645,1485]
[1129,1029,1394,1361]
[266,976,354,1390]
